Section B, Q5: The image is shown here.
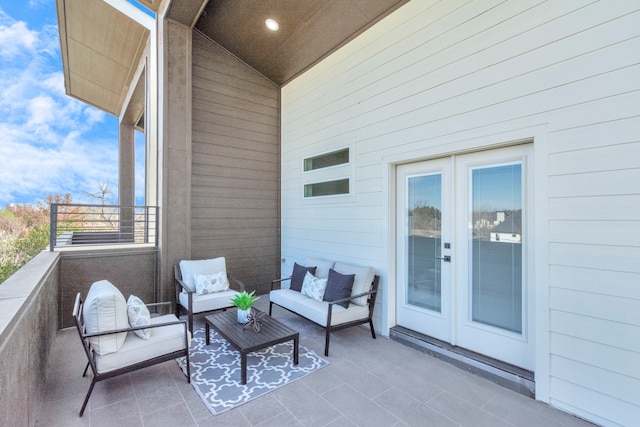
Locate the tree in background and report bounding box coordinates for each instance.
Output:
[0,194,73,284]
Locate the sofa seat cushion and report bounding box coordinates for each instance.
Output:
[83,280,130,356]
[270,289,368,327]
[178,289,239,314]
[95,315,188,373]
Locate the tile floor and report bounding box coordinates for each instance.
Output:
[36,299,596,427]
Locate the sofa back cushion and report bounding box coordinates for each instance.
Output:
[323,269,355,308]
[304,257,334,279]
[83,280,129,355]
[290,262,317,292]
[333,262,376,306]
[179,257,227,292]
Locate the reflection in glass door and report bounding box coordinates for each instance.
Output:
[470,164,523,334]
[407,173,442,312]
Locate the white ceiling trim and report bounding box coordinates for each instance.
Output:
[103,0,155,30]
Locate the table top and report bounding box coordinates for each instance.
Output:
[205,310,298,353]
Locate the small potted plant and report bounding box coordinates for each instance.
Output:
[230,290,260,323]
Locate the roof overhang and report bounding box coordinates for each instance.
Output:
[56,0,155,116]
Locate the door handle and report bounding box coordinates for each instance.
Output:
[436,255,451,262]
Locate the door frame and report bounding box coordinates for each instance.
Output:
[381,125,550,401]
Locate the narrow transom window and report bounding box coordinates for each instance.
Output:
[304,179,349,197]
[304,148,349,171]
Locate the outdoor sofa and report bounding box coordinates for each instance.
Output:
[269,257,379,356]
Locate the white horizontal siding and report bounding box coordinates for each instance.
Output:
[281,1,640,424]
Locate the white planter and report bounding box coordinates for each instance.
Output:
[237,308,250,323]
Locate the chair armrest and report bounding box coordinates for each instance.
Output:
[327,288,378,306]
[174,274,192,293]
[271,277,291,291]
[146,301,172,316]
[82,317,187,339]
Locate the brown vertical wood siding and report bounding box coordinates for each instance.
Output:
[191,31,280,295]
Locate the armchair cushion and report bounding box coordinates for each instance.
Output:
[300,271,327,302]
[194,271,230,295]
[333,262,376,306]
[179,257,227,292]
[323,269,355,308]
[83,280,129,355]
[95,314,188,373]
[304,257,334,279]
[127,295,151,339]
[178,289,239,313]
[290,262,316,292]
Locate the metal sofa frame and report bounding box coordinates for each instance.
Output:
[269,275,380,356]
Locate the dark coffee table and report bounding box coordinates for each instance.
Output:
[204,310,299,384]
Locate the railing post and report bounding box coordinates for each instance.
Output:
[155,207,159,247]
[49,204,57,251]
[144,206,149,244]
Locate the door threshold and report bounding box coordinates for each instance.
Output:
[389,326,535,398]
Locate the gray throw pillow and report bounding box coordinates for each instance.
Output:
[323,269,355,308]
[290,263,317,292]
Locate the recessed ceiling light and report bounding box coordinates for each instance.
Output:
[265,18,279,31]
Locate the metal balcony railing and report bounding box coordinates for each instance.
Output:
[49,203,159,250]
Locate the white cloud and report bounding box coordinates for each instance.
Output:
[0,9,117,206]
[0,12,37,58]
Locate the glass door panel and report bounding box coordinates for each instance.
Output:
[407,174,442,312]
[396,158,452,342]
[470,164,523,334]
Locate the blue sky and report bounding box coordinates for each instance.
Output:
[0,1,144,207]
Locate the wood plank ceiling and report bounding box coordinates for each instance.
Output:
[195,0,409,86]
[57,0,408,116]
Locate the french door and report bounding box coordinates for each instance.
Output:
[396,145,534,370]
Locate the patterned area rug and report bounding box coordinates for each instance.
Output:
[177,327,329,415]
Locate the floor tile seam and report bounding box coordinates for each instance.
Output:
[139,400,193,426]
[128,371,146,426]
[479,394,524,427]
[408,390,463,427]
[431,391,520,427]
[272,379,344,427]
[328,357,395,396]
[436,377,499,408]
[169,366,202,425]
[321,382,403,426]
[482,392,566,426]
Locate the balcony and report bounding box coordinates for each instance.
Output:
[1,249,596,426]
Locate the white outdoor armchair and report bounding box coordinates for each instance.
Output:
[174,257,245,332]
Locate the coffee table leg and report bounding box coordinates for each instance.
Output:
[293,334,299,365]
[205,322,210,345]
[241,352,247,384]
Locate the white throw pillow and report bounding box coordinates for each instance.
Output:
[83,280,129,355]
[179,257,227,292]
[300,271,328,302]
[127,295,151,340]
[333,262,376,306]
[193,271,230,295]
